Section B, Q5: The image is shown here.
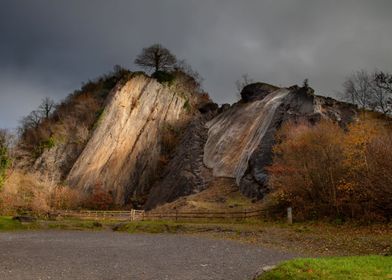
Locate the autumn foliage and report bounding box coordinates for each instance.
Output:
[267,115,392,222]
[17,66,131,161]
[82,183,114,210]
[0,171,82,215]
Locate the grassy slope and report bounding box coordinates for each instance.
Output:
[151,178,263,213]
[258,256,392,280]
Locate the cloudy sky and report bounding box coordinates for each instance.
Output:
[1,0,392,129]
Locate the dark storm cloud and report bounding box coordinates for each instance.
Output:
[1,0,392,128]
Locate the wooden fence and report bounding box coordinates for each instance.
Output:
[57,210,145,221]
[144,209,265,221]
[56,208,266,222]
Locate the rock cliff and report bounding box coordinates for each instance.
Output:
[145,83,357,208]
[204,88,290,185]
[201,84,357,201]
[25,74,357,209]
[67,75,193,204]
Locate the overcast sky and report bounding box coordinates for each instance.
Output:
[1,0,392,129]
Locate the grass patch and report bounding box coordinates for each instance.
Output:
[258,256,392,280]
[0,216,108,231]
[0,216,39,231]
[45,219,104,231]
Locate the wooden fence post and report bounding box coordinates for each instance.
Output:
[287,207,293,224]
[131,209,135,221]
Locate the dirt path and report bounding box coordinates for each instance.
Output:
[0,231,293,280]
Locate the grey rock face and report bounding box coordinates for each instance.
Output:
[202,85,357,200]
[240,86,357,199]
[145,112,216,209]
[203,89,290,185]
[33,143,84,183]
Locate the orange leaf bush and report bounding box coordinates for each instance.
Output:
[267,115,392,222]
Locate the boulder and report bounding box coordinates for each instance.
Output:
[240,83,280,102]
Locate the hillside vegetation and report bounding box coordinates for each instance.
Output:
[17,66,132,167]
[267,113,392,222]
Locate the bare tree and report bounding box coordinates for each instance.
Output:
[235,74,254,95]
[134,44,177,73]
[341,70,373,109]
[340,70,392,114]
[20,110,42,131]
[38,97,55,119]
[19,97,56,134]
[373,71,392,114]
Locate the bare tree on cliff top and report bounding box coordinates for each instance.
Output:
[134,44,177,73]
[38,97,55,119]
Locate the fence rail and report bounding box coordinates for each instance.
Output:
[57,210,145,221]
[55,208,266,222]
[144,208,265,221]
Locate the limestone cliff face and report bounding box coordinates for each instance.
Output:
[67,75,190,204]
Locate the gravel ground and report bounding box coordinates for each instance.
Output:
[0,231,294,280]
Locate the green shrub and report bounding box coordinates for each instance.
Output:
[152,71,176,84]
